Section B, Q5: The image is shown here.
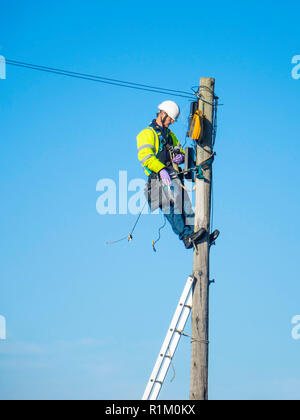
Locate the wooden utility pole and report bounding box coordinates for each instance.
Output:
[190,77,215,400]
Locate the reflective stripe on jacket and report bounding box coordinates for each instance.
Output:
[137,126,183,176]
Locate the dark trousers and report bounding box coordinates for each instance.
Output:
[163,202,194,240]
[160,175,195,240]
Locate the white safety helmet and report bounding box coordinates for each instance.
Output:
[158,100,180,121]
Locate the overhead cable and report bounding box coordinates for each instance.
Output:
[6,59,196,99]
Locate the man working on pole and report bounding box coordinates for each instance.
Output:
[137,100,206,249]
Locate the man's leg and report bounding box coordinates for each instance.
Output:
[162,203,193,240]
[161,175,206,248]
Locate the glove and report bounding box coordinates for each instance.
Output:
[172,154,184,164]
[159,169,171,186]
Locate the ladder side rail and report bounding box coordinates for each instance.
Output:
[142,298,189,400]
[152,276,194,363]
[142,276,194,400]
[149,292,193,400]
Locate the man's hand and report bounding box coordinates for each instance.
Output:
[159,169,171,186]
[172,154,184,164]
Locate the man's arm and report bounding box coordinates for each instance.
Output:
[137,129,165,173]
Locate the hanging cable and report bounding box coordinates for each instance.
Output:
[6,59,196,100]
[152,215,167,252]
[6,59,193,96]
[105,201,147,246]
[191,86,223,106]
[212,96,219,148]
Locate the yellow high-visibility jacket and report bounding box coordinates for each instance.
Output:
[137,126,184,176]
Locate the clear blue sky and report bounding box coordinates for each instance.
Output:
[0,0,300,400]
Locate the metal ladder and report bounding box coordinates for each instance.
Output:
[142,275,195,400]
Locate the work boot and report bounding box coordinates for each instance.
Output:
[183,228,207,249]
